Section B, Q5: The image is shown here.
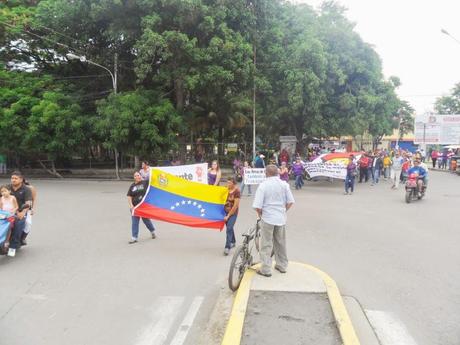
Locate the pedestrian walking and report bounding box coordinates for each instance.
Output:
[0,154,6,174]
[291,158,304,190]
[239,161,252,196]
[223,177,240,256]
[371,153,383,185]
[441,151,448,170]
[127,172,156,244]
[254,153,266,169]
[358,154,369,183]
[344,155,357,195]
[252,165,295,277]
[390,152,404,189]
[383,154,391,179]
[208,160,222,185]
[431,149,438,169]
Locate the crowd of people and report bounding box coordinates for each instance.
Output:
[344,148,431,195]
[126,145,454,258]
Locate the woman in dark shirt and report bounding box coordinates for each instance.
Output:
[223,177,240,256]
[127,172,156,244]
[345,155,357,195]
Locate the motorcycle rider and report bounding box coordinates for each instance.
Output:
[406,159,427,197]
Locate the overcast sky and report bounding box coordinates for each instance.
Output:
[299,0,460,114]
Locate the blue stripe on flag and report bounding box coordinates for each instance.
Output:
[143,186,226,221]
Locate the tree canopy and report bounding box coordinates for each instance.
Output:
[435,83,460,114]
[0,0,410,167]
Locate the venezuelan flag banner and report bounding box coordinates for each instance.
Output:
[133,169,229,230]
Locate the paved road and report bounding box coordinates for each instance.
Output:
[1,171,459,345]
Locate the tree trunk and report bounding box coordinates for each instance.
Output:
[134,155,140,170]
[38,160,63,178]
[114,148,120,180]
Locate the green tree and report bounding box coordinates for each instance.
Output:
[397,100,415,139]
[435,83,460,114]
[95,90,182,161]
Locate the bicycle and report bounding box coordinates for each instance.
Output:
[228,220,262,291]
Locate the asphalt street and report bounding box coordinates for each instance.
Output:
[1,170,459,345]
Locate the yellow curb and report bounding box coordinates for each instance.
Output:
[221,261,360,345]
[221,267,256,345]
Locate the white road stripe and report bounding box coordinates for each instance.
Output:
[366,310,418,345]
[170,296,204,345]
[136,296,184,345]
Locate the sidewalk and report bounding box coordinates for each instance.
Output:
[222,262,380,345]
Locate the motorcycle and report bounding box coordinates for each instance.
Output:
[405,173,426,203]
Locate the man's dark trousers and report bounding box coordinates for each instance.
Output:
[9,217,26,250]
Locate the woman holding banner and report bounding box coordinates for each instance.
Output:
[127,172,156,244]
[239,161,252,196]
[223,177,240,256]
[208,160,222,186]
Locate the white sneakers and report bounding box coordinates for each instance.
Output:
[7,248,16,257]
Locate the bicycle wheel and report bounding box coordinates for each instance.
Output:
[228,245,248,291]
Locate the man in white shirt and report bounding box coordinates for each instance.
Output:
[390,152,404,189]
[252,165,295,277]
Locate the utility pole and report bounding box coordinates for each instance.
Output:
[252,45,257,163]
[113,53,120,179]
[66,52,121,179]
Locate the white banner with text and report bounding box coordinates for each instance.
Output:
[243,168,266,185]
[156,163,208,184]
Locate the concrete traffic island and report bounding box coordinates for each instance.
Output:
[222,262,366,345]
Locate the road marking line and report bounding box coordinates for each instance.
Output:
[366,310,418,345]
[136,296,184,345]
[170,296,204,345]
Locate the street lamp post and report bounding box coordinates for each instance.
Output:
[67,52,120,180]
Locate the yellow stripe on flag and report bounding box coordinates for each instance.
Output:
[150,169,228,205]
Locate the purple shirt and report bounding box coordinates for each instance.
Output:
[346,162,357,176]
[208,172,217,185]
[292,163,304,176]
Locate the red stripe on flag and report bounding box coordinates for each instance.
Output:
[134,203,225,231]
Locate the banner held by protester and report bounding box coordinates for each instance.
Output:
[243,168,266,185]
[133,169,228,230]
[155,163,208,184]
[304,152,363,180]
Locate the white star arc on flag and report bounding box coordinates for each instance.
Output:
[169,199,206,216]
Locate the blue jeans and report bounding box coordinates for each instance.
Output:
[225,214,237,249]
[372,168,380,184]
[131,216,155,239]
[10,216,26,249]
[345,175,355,193]
[295,175,303,189]
[240,182,252,195]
